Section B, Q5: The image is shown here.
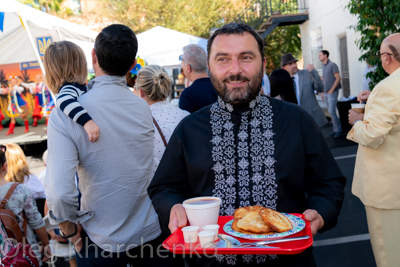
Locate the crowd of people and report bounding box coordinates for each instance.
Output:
[0,21,396,267]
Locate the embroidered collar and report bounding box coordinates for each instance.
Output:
[217,94,262,113]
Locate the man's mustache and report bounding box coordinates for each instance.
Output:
[222,74,250,83]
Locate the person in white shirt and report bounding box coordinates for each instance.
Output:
[136,65,190,171]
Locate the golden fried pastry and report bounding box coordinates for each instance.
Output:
[236,211,273,234]
[259,207,293,233]
[232,219,260,234]
[233,207,249,220]
[247,205,263,212]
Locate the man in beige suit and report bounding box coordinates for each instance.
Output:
[347,33,400,267]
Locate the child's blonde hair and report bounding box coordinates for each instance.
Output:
[136,65,171,101]
[44,41,88,93]
[4,143,30,183]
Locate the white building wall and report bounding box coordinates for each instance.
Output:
[300,0,365,97]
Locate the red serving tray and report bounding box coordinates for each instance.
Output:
[162,213,313,255]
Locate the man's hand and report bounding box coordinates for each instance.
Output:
[357,90,371,103]
[306,63,314,72]
[321,92,324,101]
[59,221,83,252]
[303,209,324,236]
[70,223,83,252]
[168,204,188,233]
[48,229,67,243]
[348,109,364,125]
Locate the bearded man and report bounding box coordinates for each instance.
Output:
[148,23,346,267]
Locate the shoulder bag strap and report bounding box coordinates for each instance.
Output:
[153,117,168,147]
[1,183,19,208]
[1,183,27,235]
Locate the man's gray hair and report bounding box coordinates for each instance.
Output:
[182,44,207,73]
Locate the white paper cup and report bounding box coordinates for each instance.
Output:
[351,103,365,114]
[202,224,220,241]
[182,196,221,231]
[198,231,216,248]
[181,226,199,243]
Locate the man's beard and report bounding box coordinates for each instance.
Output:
[210,66,263,105]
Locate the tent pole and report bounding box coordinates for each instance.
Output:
[18,13,46,75]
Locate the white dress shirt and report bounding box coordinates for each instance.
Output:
[293,72,300,105]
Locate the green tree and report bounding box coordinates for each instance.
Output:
[264,25,301,74]
[347,0,400,90]
[17,0,73,17]
[98,0,246,38]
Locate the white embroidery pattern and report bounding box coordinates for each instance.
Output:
[210,96,278,265]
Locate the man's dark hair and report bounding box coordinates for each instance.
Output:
[207,23,265,60]
[94,24,138,76]
[320,50,329,58]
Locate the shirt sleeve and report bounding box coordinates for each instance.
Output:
[56,84,92,126]
[347,84,399,149]
[21,185,45,230]
[148,128,191,234]
[44,111,94,225]
[300,111,346,232]
[332,63,340,74]
[309,69,324,92]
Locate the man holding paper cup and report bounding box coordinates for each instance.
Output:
[149,23,346,267]
[347,33,400,267]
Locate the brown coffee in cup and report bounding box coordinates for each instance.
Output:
[351,103,365,114]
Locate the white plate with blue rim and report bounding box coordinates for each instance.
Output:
[223,213,306,241]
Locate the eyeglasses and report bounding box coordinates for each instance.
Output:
[0,145,6,153]
[179,55,184,61]
[377,52,393,57]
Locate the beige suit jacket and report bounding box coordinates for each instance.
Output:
[347,67,400,209]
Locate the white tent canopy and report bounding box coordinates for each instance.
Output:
[137,26,208,69]
[0,0,98,73]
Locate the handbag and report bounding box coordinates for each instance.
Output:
[1,242,40,267]
[0,183,39,267]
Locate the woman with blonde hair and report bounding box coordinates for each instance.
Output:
[136,65,189,170]
[4,143,46,199]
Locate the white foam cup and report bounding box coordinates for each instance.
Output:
[202,224,220,241]
[182,196,221,231]
[198,231,216,248]
[181,226,199,243]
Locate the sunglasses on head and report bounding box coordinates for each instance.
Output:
[0,145,6,153]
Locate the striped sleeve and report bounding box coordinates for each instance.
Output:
[56,84,92,126]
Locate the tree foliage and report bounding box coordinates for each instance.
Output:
[347,0,400,89]
[97,0,248,38]
[17,0,74,17]
[264,25,301,74]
